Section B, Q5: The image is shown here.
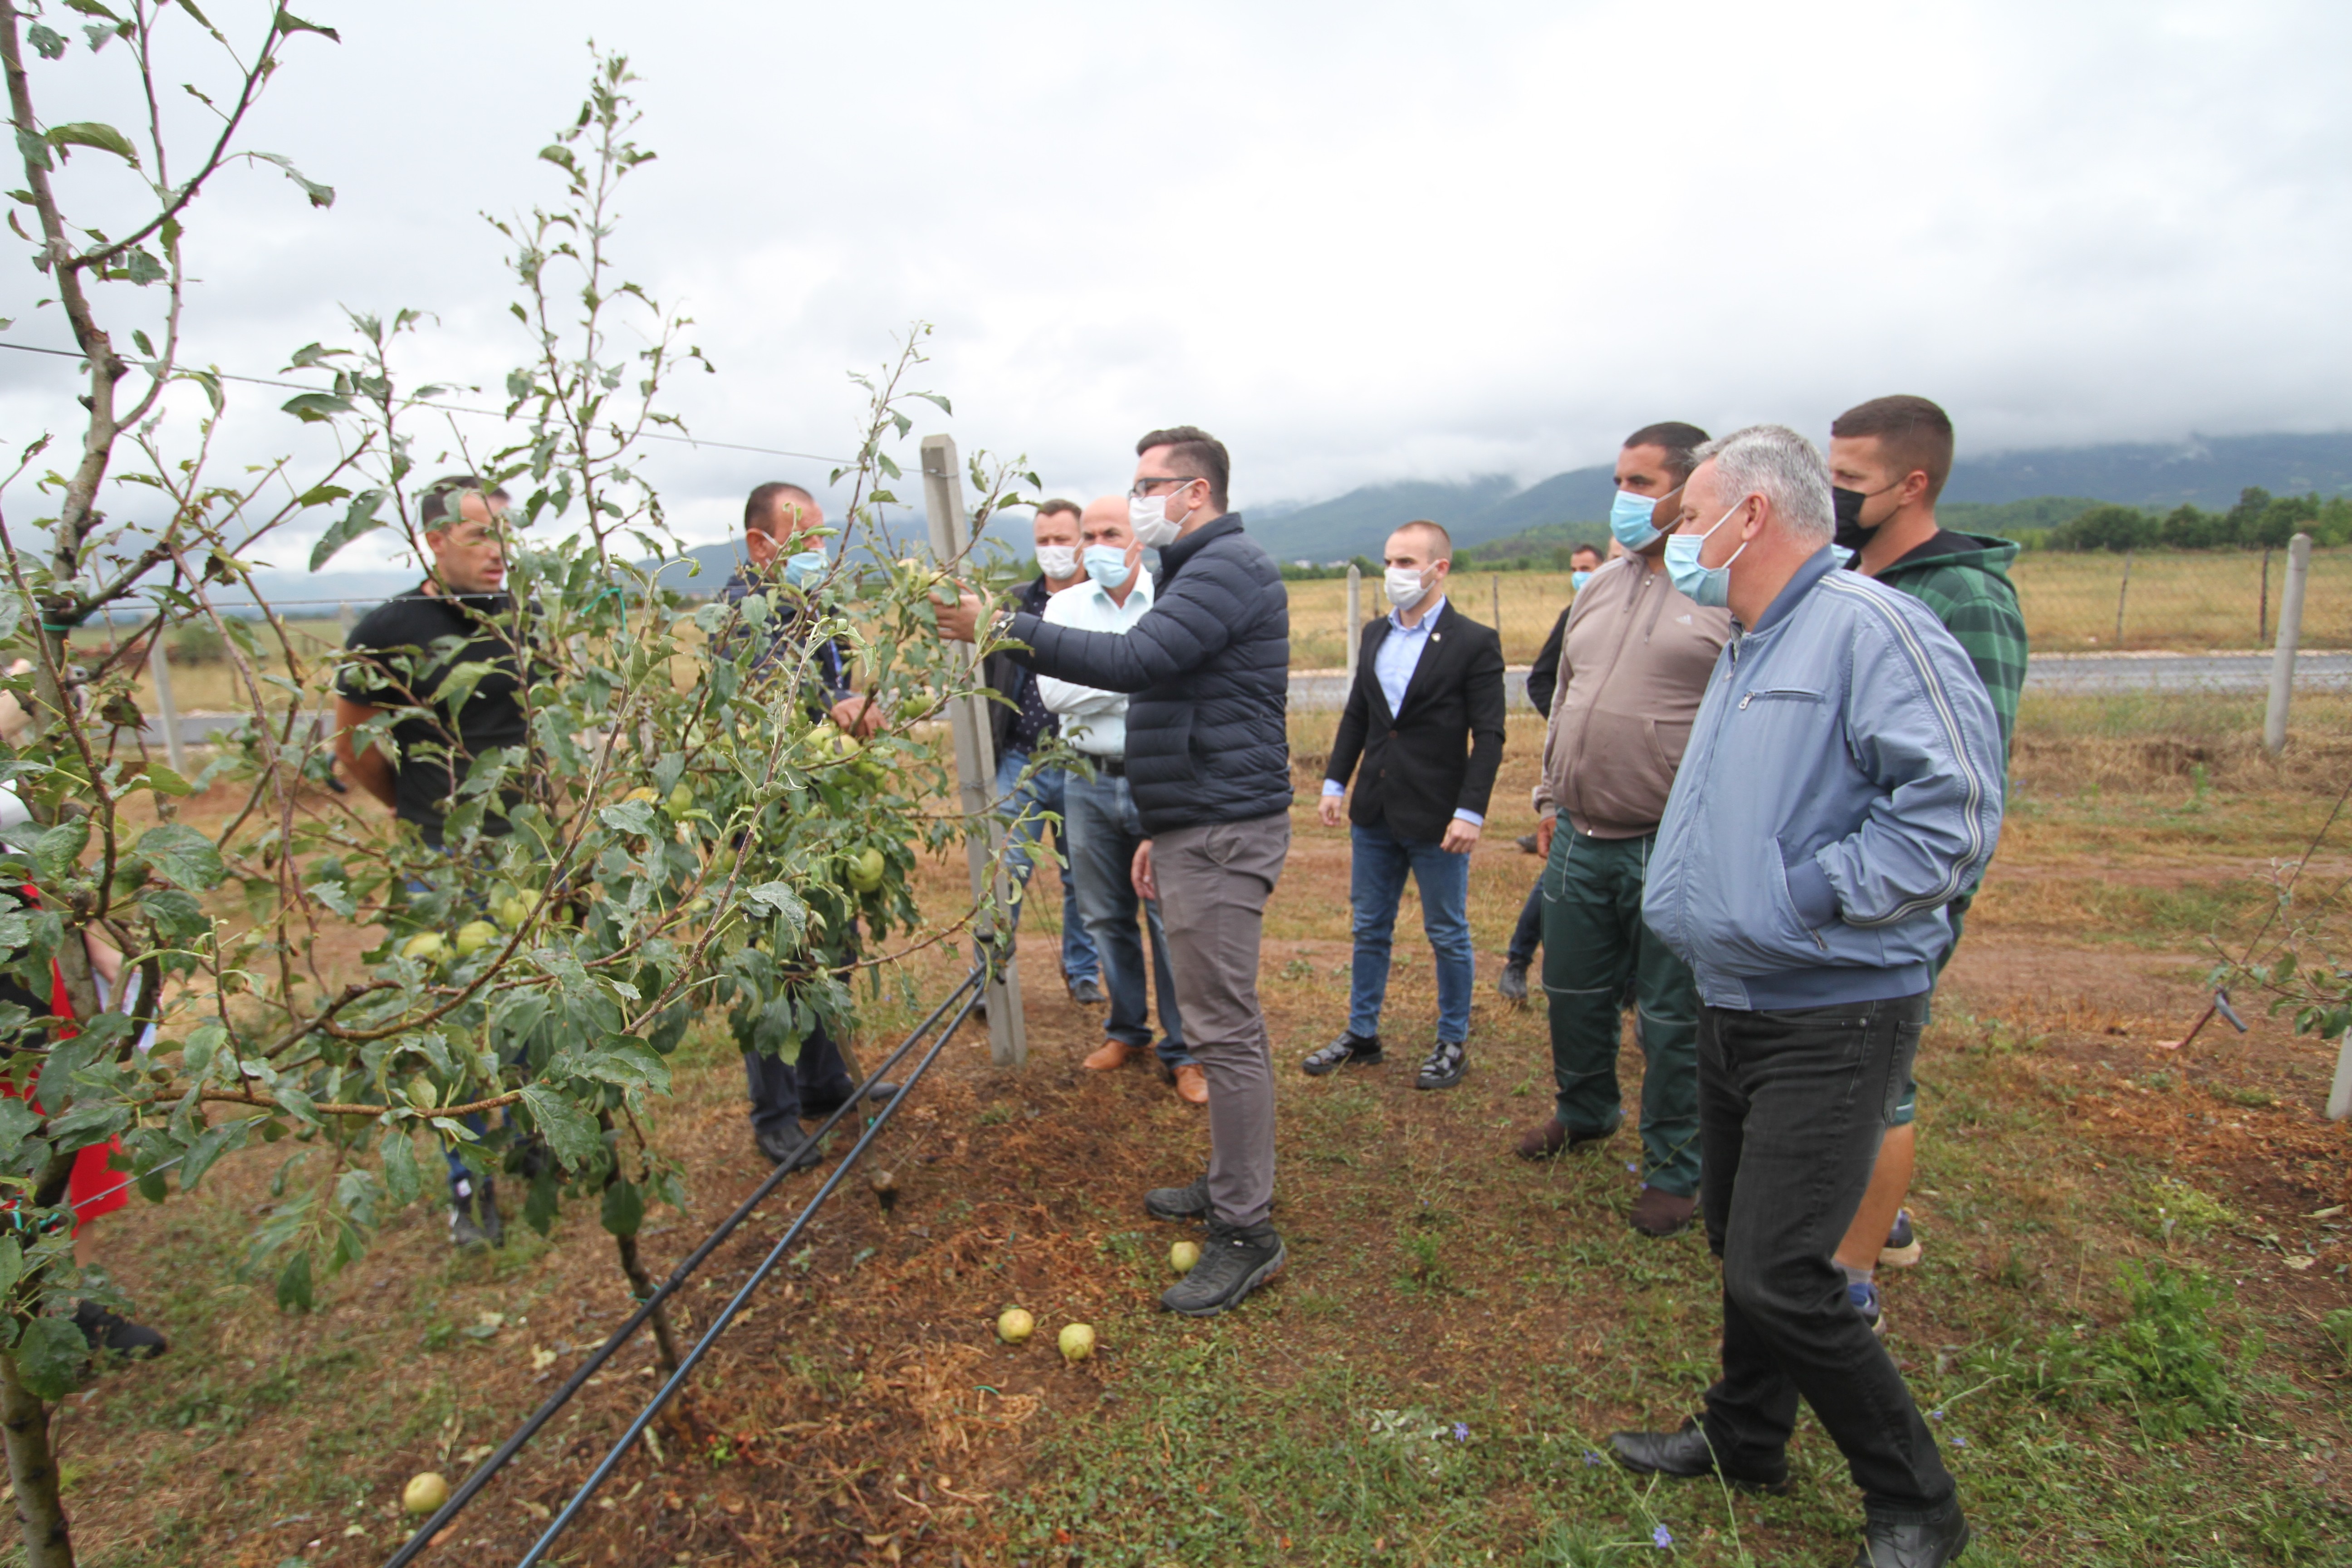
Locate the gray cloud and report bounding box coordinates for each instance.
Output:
[4,0,2347,575]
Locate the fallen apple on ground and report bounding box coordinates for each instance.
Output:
[1169,1240,1200,1276]
[1059,1323,1095,1363]
[996,1307,1034,1345]
[402,1472,449,1514]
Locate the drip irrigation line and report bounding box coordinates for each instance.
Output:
[381,967,980,1568]
[0,339,857,464]
[514,976,988,1568]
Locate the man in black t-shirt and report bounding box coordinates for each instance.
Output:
[334,478,532,849]
[334,475,535,1246]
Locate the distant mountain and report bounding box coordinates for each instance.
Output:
[1246,430,2352,562]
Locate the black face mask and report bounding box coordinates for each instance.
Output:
[1832,485,1875,553]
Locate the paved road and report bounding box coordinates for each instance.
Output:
[124,651,2352,740]
[1285,652,2352,712]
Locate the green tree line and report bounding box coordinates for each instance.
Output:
[2033,488,2352,552]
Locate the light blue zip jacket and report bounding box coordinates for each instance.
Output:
[1643,547,2005,1010]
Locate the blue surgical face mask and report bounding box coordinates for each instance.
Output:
[1609,488,1664,551]
[1662,501,1750,608]
[1083,544,1134,589]
[783,550,827,590]
[1570,569,1593,593]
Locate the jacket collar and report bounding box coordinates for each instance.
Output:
[1746,546,1840,637]
[1158,511,1244,575]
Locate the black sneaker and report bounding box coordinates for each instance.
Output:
[73,1300,166,1359]
[1497,960,1529,1004]
[1416,1040,1467,1090]
[1301,1032,1382,1076]
[756,1124,825,1171]
[450,1176,503,1248]
[1160,1219,1285,1316]
[1144,1174,1210,1222]
[1067,975,1107,1004]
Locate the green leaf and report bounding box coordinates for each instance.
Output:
[378,1123,421,1207]
[139,763,194,797]
[911,391,952,416]
[597,800,656,836]
[275,1249,314,1313]
[249,151,333,209]
[45,122,139,168]
[0,1238,23,1303]
[274,9,340,41]
[279,390,352,423]
[600,1178,643,1238]
[308,488,385,571]
[175,0,223,36]
[293,483,350,508]
[177,1115,251,1191]
[132,822,223,891]
[130,328,154,357]
[174,367,222,414]
[32,819,88,885]
[516,1084,598,1171]
[13,1315,87,1399]
[25,23,66,58]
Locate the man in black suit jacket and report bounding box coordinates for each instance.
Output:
[1308,520,1507,1090]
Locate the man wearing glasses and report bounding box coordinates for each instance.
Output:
[938,426,1294,1318]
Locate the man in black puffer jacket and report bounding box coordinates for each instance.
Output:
[942,426,1293,1318]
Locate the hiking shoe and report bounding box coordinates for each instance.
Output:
[1881,1208,1923,1269]
[1416,1040,1467,1090]
[1629,1185,1697,1237]
[1609,1419,1790,1495]
[1160,1220,1285,1317]
[756,1124,825,1171]
[1302,1032,1382,1076]
[1068,974,1107,1005]
[73,1300,166,1360]
[1515,1116,1617,1161]
[1852,1499,1970,1567]
[450,1177,503,1248]
[1145,1174,1210,1222]
[1497,960,1529,1004]
[1849,1278,1885,1338]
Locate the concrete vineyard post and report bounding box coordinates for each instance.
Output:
[147,632,185,775]
[2262,532,2312,755]
[2259,546,2271,646]
[1490,573,1500,632]
[2328,1030,2352,1121]
[2113,549,2132,645]
[1345,565,1361,688]
[918,434,1026,1069]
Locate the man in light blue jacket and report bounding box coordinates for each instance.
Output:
[1612,426,2000,1568]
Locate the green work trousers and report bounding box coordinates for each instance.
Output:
[1540,825,1702,1197]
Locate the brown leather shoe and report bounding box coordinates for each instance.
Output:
[1516,1116,1617,1161]
[1629,1184,1698,1237]
[1083,1040,1138,1072]
[1173,1064,1209,1105]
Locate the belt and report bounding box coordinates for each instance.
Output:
[1080,753,1126,777]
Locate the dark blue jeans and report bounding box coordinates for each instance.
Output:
[994,749,1100,984]
[1346,819,1474,1043]
[743,1014,857,1135]
[1696,992,1955,1517]
[1063,768,1188,1068]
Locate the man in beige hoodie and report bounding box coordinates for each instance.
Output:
[1520,423,1730,1237]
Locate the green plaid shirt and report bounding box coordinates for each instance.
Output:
[1868,531,2028,760]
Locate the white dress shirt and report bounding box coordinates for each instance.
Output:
[1322,595,1482,826]
[1035,570,1156,757]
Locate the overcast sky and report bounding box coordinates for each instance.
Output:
[3,0,2348,572]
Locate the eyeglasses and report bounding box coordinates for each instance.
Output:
[1127,475,1203,499]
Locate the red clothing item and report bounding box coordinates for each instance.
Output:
[0,960,129,1228]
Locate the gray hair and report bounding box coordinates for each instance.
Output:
[1691,424,1833,547]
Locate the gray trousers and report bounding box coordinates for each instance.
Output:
[1152,811,1291,1228]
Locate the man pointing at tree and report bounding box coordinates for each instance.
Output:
[938,426,1294,1319]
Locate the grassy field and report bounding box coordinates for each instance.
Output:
[42,690,2352,1566]
[1287,549,2352,664]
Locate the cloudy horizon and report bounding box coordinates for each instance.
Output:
[3,0,2347,576]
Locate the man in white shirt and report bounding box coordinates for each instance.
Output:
[1038,496,1200,1104]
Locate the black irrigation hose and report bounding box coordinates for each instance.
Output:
[381,968,983,1568]
[514,978,988,1568]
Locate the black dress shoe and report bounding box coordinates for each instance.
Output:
[756,1124,825,1170]
[1609,1420,1789,1495]
[1067,975,1107,1004]
[74,1301,166,1359]
[1853,1501,1970,1567]
[1301,1032,1382,1076]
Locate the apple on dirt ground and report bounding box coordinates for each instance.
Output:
[403,1472,449,1514]
[996,1307,1034,1344]
[1169,1240,1200,1276]
[1058,1323,1095,1363]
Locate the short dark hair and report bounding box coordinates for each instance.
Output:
[419,475,509,532]
[1135,425,1230,512]
[1621,423,1712,484]
[1830,396,1955,502]
[1569,543,1602,563]
[1034,498,1081,521]
[744,481,818,536]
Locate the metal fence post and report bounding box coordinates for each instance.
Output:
[1344,564,1361,688]
[2258,546,2271,646]
[1490,573,1501,631]
[918,434,1026,1069]
[2262,532,2312,755]
[2112,549,2132,644]
[147,630,186,775]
